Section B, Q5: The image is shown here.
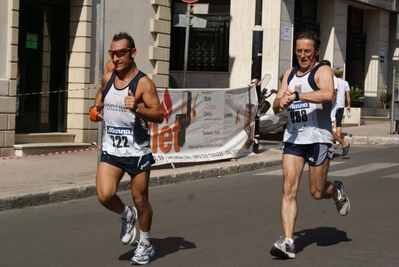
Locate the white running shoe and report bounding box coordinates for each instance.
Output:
[333,181,350,216]
[131,241,155,265]
[270,236,295,259]
[120,206,138,245]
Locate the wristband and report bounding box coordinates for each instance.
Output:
[89,106,99,122]
[294,91,300,101]
[135,106,140,113]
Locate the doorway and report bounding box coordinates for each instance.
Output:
[293,0,320,67]
[17,0,70,133]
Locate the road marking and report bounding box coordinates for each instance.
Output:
[255,162,345,176]
[328,163,399,177]
[381,173,399,179]
[257,162,399,178]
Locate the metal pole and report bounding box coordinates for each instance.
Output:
[290,24,294,67]
[183,3,191,89]
[391,67,395,134]
[97,0,105,163]
[251,0,263,153]
[397,67,399,134]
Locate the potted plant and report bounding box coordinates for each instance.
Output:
[349,86,365,107]
[378,91,392,109]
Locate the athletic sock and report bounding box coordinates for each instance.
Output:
[285,237,294,245]
[139,231,151,245]
[120,205,133,221]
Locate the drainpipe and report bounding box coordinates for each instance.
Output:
[97,0,105,163]
[251,0,263,153]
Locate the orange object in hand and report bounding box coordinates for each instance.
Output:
[89,106,99,122]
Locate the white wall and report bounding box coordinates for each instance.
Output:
[263,0,284,91]
[91,0,156,85]
[279,0,295,80]
[318,0,348,72]
[229,0,284,90]
[229,0,255,88]
[0,0,8,80]
[318,0,336,63]
[363,9,390,108]
[332,0,348,73]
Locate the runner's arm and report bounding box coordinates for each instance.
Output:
[273,68,294,114]
[134,77,164,123]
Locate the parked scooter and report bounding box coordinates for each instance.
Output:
[257,75,288,135]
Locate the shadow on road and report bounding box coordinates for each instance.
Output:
[118,237,196,262]
[294,227,352,254]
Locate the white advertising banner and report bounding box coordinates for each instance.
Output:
[150,85,258,166]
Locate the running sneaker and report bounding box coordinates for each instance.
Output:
[333,181,350,216]
[131,241,155,265]
[342,143,350,156]
[120,206,138,245]
[270,236,295,259]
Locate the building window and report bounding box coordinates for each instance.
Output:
[294,0,319,33]
[170,1,230,72]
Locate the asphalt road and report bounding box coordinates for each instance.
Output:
[0,145,398,267]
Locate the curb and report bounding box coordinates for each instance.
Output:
[345,135,399,145]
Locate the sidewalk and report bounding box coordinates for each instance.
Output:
[343,121,399,145]
[0,122,398,211]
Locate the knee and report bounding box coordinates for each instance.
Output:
[310,190,325,200]
[97,194,111,206]
[132,192,149,209]
[283,181,298,198]
[96,188,114,206]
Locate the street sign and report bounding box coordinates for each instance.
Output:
[173,14,207,28]
[193,4,209,14]
[174,3,208,14]
[182,0,198,3]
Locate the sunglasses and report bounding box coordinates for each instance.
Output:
[108,48,133,58]
[295,49,314,56]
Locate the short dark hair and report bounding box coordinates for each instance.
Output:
[294,30,320,50]
[112,32,136,48]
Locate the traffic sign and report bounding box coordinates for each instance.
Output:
[182,0,198,3]
[173,14,207,28]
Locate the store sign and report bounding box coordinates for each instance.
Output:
[26,33,38,49]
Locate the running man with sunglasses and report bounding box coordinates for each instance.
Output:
[270,30,350,259]
[90,32,164,265]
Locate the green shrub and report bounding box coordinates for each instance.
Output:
[378,91,392,104]
[349,86,365,104]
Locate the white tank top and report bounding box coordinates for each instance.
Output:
[102,72,151,157]
[283,64,333,144]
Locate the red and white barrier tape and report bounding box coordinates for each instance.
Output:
[0,85,101,98]
[1,145,100,160]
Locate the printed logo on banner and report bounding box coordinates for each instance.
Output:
[161,88,172,123]
[150,89,196,153]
